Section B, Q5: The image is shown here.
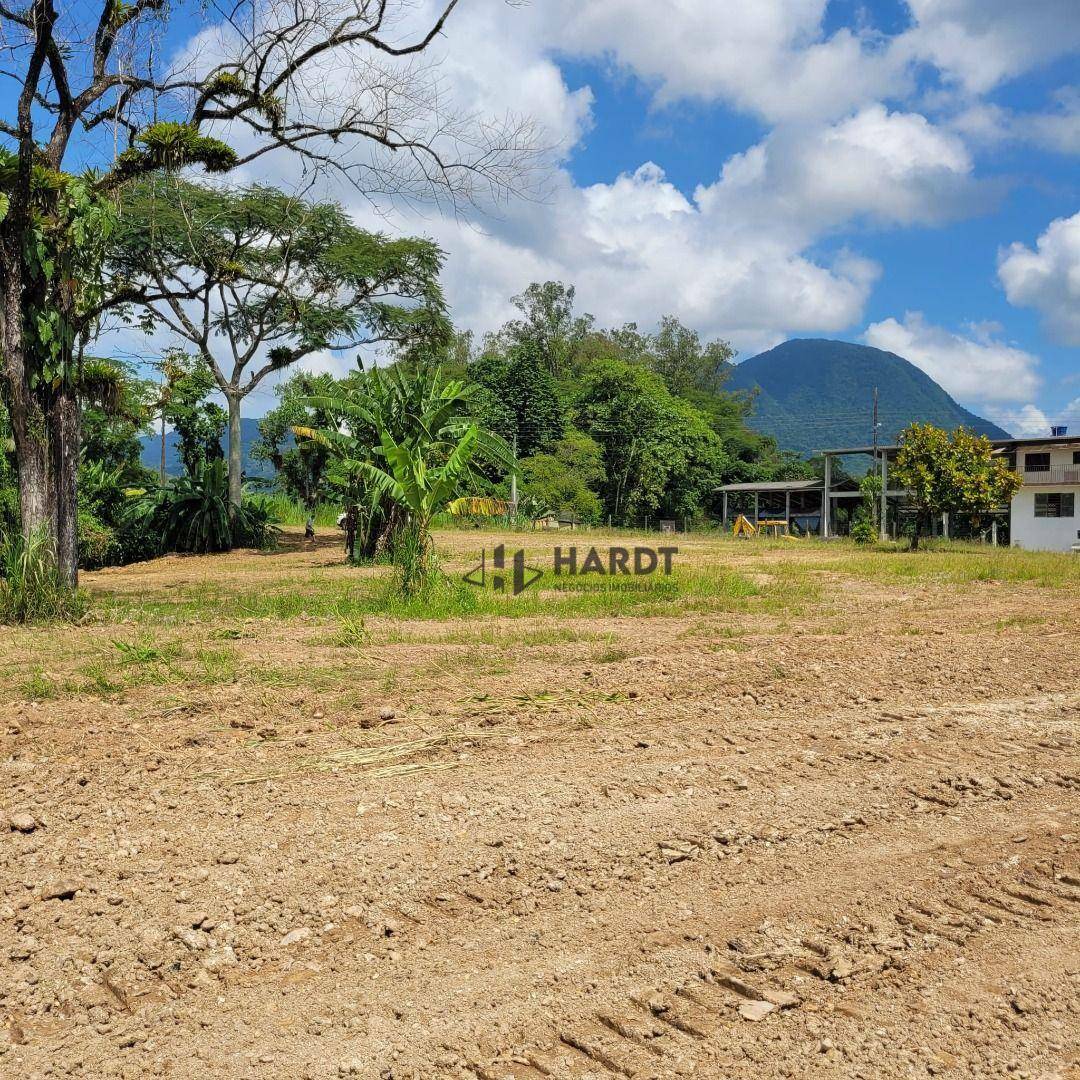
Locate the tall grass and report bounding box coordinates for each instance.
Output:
[0,526,87,624]
[255,493,342,528]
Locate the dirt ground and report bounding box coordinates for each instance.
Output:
[2,530,1078,1079]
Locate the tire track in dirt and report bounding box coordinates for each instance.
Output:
[463,836,1079,1079]
[8,694,1076,1076]
[384,694,1078,935]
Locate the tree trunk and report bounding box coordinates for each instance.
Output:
[0,245,84,588]
[911,511,924,551]
[51,388,80,587]
[226,390,243,507]
[0,247,51,543]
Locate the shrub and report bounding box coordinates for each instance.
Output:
[126,462,281,555]
[0,526,87,624]
[112,514,165,565]
[850,517,876,545]
[77,509,118,570]
[234,495,282,550]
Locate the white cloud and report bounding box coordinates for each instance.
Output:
[983,399,1080,439]
[998,212,1080,344]
[950,90,1080,155]
[897,0,1080,95]
[711,105,980,232]
[408,162,881,352]
[144,0,1080,419]
[410,104,981,350]
[864,311,1041,403]
[539,0,1080,125]
[547,0,906,123]
[445,106,975,337]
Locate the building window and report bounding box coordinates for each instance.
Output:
[1073,451,1080,465]
[1025,452,1050,472]
[1034,493,1075,518]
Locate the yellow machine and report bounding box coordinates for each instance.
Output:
[732,514,756,537]
[733,515,794,539]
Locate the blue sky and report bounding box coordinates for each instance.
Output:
[233,0,1080,433]
[495,2,1080,437]
[557,39,1080,419]
[5,0,1079,434]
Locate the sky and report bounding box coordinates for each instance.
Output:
[352,0,1079,439]
[12,0,1080,435]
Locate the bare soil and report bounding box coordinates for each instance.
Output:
[2,531,1078,1079]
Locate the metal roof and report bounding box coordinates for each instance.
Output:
[717,479,823,492]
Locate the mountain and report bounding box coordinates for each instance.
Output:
[726,339,1011,456]
[139,417,282,480]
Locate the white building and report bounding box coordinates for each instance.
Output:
[1003,434,1080,552]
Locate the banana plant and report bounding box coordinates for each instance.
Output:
[294,363,514,583]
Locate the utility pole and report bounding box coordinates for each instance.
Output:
[872,386,885,538]
[509,432,518,522]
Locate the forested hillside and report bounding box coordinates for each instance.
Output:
[728,339,1010,455]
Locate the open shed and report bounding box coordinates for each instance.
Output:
[717,477,859,535]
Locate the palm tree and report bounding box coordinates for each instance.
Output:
[295,363,514,587]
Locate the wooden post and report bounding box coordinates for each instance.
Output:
[785,489,791,526]
[880,451,888,542]
[942,511,949,538]
[991,518,998,547]
[722,491,728,528]
[822,455,831,537]
[753,492,760,523]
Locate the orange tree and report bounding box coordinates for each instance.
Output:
[892,423,1021,550]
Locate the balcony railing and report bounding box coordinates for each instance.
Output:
[1018,464,1080,485]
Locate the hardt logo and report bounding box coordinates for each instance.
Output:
[465,545,678,595]
[463,544,543,595]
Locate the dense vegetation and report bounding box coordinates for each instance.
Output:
[262,282,813,531]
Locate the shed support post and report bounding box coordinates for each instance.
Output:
[991,518,998,547]
[785,490,791,527]
[754,492,759,523]
[822,454,831,537]
[722,491,728,528]
[880,451,888,542]
[942,511,949,538]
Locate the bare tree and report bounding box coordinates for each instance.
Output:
[0,0,541,585]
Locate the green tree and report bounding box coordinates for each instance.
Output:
[296,364,513,588]
[492,281,595,377]
[254,372,340,508]
[159,352,226,478]
[109,178,450,506]
[646,316,735,395]
[0,0,537,588]
[79,358,155,479]
[470,341,566,456]
[518,431,605,524]
[574,358,731,523]
[892,423,1021,550]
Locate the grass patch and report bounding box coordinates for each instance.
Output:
[802,540,1080,589]
[194,646,240,685]
[21,667,58,700]
[94,557,816,627]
